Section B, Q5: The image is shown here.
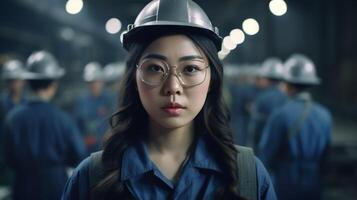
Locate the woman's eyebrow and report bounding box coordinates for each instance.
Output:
[142,54,204,61]
[179,55,204,61]
[142,54,167,61]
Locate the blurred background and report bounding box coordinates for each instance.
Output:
[0,0,356,199]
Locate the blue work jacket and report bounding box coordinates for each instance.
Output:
[250,85,287,149]
[3,99,87,200]
[62,137,277,200]
[230,83,260,145]
[73,91,113,152]
[258,92,332,200]
[1,92,27,114]
[0,92,27,185]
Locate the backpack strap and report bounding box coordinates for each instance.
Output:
[288,100,312,139]
[89,151,104,189]
[235,145,258,200]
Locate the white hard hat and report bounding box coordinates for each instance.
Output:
[283,54,320,85]
[25,50,65,80]
[83,62,105,82]
[103,62,125,82]
[2,59,27,80]
[259,57,285,80]
[122,0,222,50]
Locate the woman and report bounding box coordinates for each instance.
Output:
[62,0,276,199]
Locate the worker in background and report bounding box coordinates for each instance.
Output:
[258,54,332,200]
[248,58,288,149]
[1,59,28,113]
[3,50,86,200]
[229,65,262,145]
[73,62,113,153]
[103,62,125,112]
[0,59,28,199]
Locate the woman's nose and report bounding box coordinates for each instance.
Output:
[163,73,183,96]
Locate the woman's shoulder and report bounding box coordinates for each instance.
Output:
[254,157,277,200]
[62,156,91,200]
[74,155,91,175]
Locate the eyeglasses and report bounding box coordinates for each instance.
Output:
[137,58,209,87]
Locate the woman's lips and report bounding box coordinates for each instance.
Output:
[162,103,185,116]
[162,107,183,116]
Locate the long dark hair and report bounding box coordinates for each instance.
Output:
[91,31,244,199]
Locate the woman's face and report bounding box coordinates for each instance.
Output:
[136,35,211,129]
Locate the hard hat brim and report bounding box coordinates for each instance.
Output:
[1,74,27,80]
[122,23,222,51]
[23,69,65,80]
[283,78,321,85]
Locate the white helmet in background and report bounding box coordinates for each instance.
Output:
[83,62,105,82]
[26,50,65,80]
[283,54,320,85]
[259,57,285,80]
[2,59,28,80]
[103,62,125,82]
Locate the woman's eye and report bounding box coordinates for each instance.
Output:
[183,65,199,73]
[148,65,164,72]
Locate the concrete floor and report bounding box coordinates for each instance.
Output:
[323,118,357,200]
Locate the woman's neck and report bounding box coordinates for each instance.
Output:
[146,120,194,156]
[146,120,195,181]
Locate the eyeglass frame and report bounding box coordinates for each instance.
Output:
[136,58,210,87]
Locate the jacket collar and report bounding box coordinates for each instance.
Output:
[291,91,312,102]
[120,135,223,181]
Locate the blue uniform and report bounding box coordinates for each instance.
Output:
[62,136,277,200]
[106,82,121,112]
[230,83,260,145]
[258,93,332,200]
[108,91,120,112]
[73,91,113,152]
[0,93,27,186]
[250,85,287,149]
[1,93,27,114]
[3,99,87,200]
